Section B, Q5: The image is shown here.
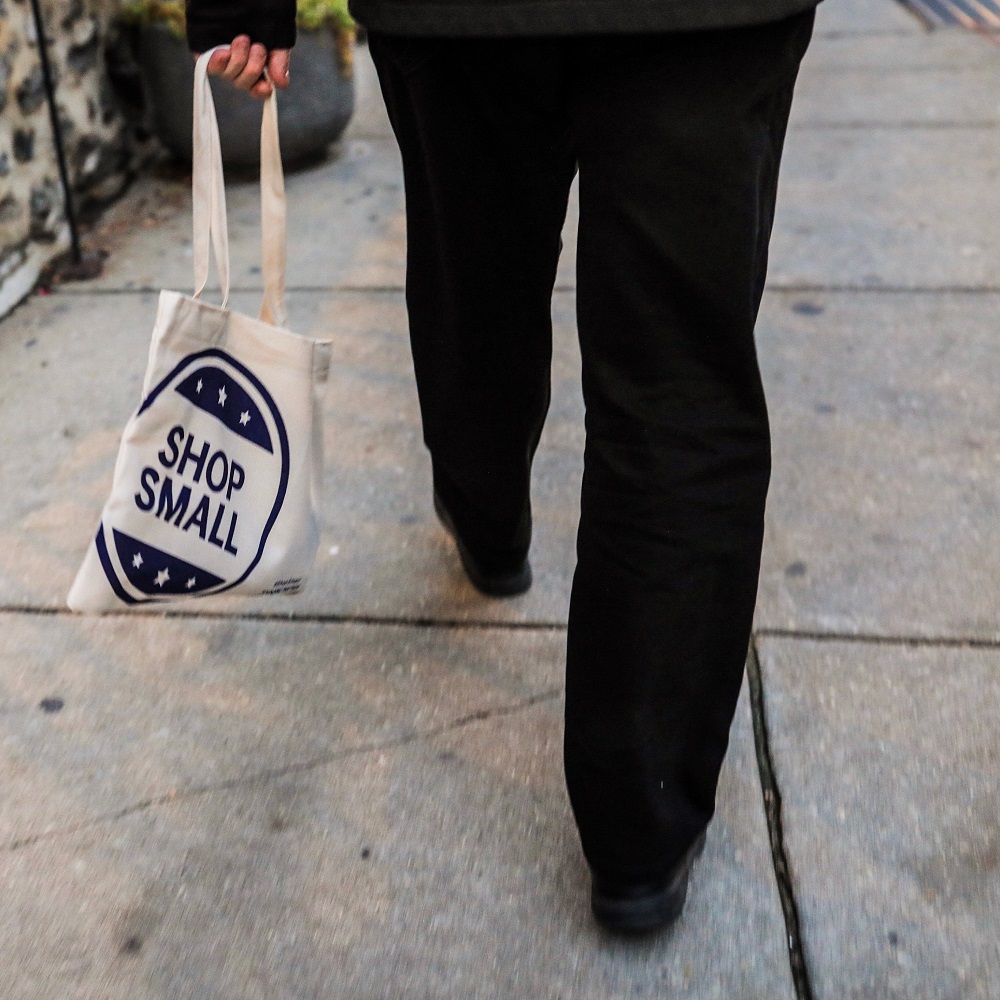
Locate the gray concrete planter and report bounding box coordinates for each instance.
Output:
[136,24,355,168]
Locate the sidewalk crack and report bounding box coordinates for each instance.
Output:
[747,640,815,1000]
[4,687,563,853]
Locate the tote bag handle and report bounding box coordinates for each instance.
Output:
[192,48,288,328]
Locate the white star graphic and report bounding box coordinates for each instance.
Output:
[239,410,251,426]
[132,553,143,569]
[218,385,227,407]
[186,577,196,590]
[196,378,203,394]
[154,568,170,588]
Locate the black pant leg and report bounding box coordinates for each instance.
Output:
[563,12,815,881]
[368,35,577,563]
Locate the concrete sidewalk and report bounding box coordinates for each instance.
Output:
[1,1,998,995]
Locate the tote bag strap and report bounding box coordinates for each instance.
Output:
[192,49,288,327]
[258,81,287,327]
[192,49,230,309]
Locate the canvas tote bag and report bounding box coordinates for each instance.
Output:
[68,50,331,612]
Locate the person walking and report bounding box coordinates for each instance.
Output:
[187,0,820,935]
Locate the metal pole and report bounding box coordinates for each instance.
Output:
[27,0,82,264]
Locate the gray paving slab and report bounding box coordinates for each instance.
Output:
[756,289,1000,642]
[86,138,407,295]
[772,123,1000,289]
[756,636,1000,999]
[0,612,792,999]
[0,613,563,839]
[792,31,1000,126]
[342,41,395,142]
[0,287,582,621]
[813,0,922,35]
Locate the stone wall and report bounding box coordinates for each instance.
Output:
[0,0,130,317]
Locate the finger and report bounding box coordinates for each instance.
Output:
[234,42,268,91]
[267,49,291,89]
[220,35,251,81]
[192,48,230,71]
[249,77,273,100]
[206,47,231,75]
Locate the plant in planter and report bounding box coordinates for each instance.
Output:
[121,0,356,167]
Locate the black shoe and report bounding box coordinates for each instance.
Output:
[433,491,532,597]
[590,831,707,935]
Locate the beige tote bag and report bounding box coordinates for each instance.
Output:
[68,50,331,612]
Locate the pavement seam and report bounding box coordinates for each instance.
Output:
[8,606,1000,649]
[39,283,1000,297]
[755,626,1000,649]
[3,686,563,853]
[9,606,1000,648]
[791,120,1000,128]
[0,605,569,631]
[746,639,815,1000]
[43,285,410,296]
[765,284,1000,293]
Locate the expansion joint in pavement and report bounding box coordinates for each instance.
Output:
[791,120,1000,129]
[0,604,568,632]
[746,639,815,1000]
[46,284,413,297]
[756,626,1000,650]
[44,282,1000,298]
[157,610,569,632]
[3,686,563,854]
[769,282,1000,294]
[45,284,408,297]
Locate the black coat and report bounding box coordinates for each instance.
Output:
[187,0,820,51]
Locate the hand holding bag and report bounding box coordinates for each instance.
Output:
[68,51,331,612]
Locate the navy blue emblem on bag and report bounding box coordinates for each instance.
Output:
[95,348,289,604]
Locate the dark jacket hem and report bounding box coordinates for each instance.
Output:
[348,0,821,36]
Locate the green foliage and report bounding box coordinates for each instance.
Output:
[297,0,355,31]
[120,1,186,37]
[121,0,355,36]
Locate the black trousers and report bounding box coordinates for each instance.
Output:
[369,12,814,882]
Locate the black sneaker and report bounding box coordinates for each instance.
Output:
[433,491,532,597]
[590,831,707,935]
